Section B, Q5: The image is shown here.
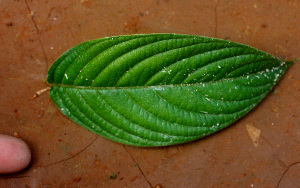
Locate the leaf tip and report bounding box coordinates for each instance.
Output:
[281,58,297,70]
[287,58,299,65]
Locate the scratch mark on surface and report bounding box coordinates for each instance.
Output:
[261,136,300,187]
[276,162,300,188]
[42,136,98,168]
[24,0,48,73]
[214,0,220,38]
[261,135,288,168]
[123,145,153,188]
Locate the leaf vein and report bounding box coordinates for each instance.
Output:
[71,36,149,85]
[124,90,209,135]
[95,90,189,142]
[145,46,246,85]
[62,88,137,144]
[59,41,105,83]
[97,37,213,86]
[191,85,268,103]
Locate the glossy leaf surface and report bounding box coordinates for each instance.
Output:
[47,34,293,146]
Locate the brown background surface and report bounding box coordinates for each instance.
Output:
[0,0,299,187]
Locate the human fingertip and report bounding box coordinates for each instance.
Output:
[0,134,31,174]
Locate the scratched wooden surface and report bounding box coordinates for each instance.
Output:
[0,0,299,187]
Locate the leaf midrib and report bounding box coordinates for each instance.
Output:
[50,64,282,91]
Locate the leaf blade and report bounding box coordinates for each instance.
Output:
[48,34,294,146]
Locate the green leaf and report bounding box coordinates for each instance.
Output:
[47,34,294,147]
